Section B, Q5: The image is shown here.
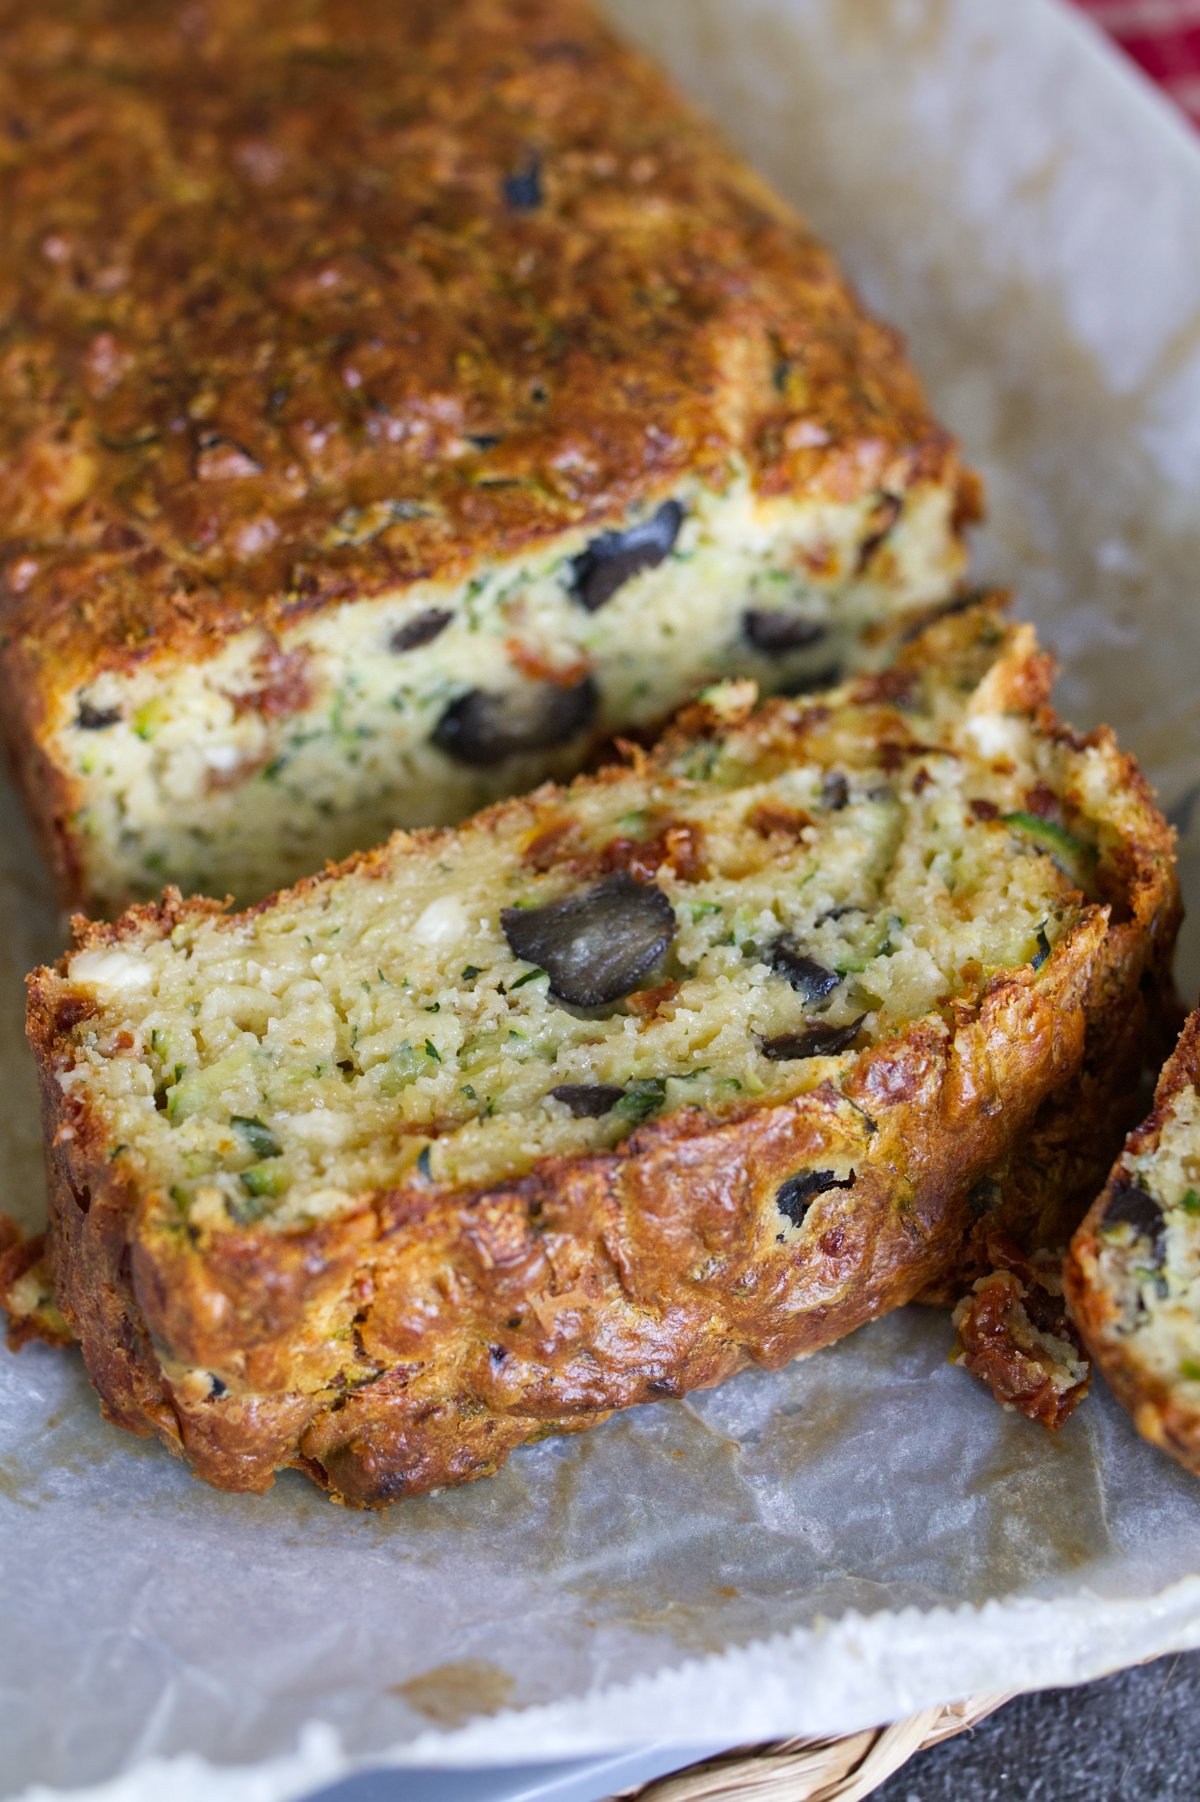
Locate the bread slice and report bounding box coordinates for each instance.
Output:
[1066,1007,1200,1474]
[0,0,977,914]
[951,1235,1091,1431]
[26,600,1177,1506]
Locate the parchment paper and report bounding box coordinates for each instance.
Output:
[4,1,1200,1796]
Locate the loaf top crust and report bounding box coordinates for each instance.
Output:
[1066,1007,1200,1476]
[0,0,967,698]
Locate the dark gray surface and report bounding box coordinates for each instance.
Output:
[873,1652,1200,1802]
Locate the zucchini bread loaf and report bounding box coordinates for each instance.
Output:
[26,601,1178,1506]
[1066,1007,1200,1476]
[0,0,977,914]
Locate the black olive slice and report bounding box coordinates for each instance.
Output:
[821,772,850,811]
[1105,1178,1166,1265]
[390,608,453,652]
[775,1168,855,1228]
[569,501,684,612]
[760,1015,866,1061]
[433,676,597,766]
[742,610,828,654]
[767,939,839,1004]
[76,700,121,730]
[504,154,543,211]
[549,1083,625,1117]
[501,872,676,1007]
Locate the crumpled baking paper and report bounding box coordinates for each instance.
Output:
[3,0,1200,1796]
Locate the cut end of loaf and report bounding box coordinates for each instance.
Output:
[1067,1009,1200,1476]
[0,0,975,913]
[38,479,969,913]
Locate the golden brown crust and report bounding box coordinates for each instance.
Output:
[920,810,1182,1307]
[24,606,1181,1506]
[0,0,966,708]
[1065,1008,1200,1475]
[31,936,1098,1502]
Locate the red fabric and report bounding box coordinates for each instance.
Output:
[1070,1,1200,125]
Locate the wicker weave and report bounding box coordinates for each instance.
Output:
[618,1695,1013,1801]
